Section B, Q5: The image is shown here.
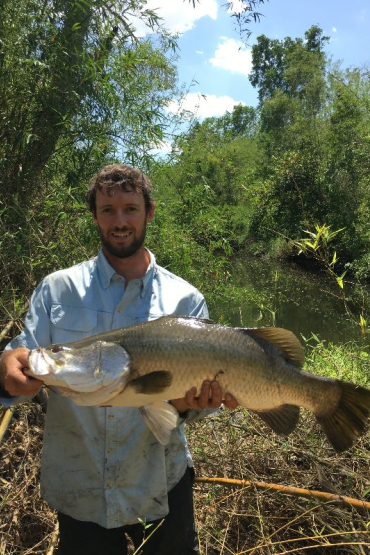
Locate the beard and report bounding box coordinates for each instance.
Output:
[98,224,147,259]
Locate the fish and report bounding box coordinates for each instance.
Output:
[27,316,370,452]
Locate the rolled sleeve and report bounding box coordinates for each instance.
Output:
[1,279,52,407]
[6,278,52,352]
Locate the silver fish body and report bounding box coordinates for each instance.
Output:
[27,316,370,452]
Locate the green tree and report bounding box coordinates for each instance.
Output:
[324,66,370,275]
[151,106,260,265]
[0,0,177,201]
[0,0,268,203]
[250,150,327,241]
[250,25,329,106]
[249,27,330,242]
[172,107,259,208]
[0,0,270,314]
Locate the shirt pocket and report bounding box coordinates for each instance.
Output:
[50,304,112,343]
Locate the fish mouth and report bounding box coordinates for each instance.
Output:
[28,348,41,374]
[28,348,55,376]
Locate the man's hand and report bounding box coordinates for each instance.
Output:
[169,380,239,414]
[0,347,42,397]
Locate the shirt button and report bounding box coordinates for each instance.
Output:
[107,448,113,454]
[106,483,112,489]
[108,414,114,420]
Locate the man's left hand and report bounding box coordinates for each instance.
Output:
[169,380,239,414]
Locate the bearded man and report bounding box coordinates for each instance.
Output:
[0,164,237,555]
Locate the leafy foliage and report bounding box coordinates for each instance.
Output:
[149,25,370,288]
[1,15,370,327]
[250,25,329,105]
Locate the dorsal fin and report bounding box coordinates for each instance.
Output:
[240,327,305,367]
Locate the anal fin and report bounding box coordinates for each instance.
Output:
[140,401,179,444]
[253,404,300,435]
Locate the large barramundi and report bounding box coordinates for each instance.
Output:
[27,316,370,452]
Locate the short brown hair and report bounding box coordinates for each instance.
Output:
[86,164,153,214]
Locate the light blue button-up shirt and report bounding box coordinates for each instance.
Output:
[4,250,210,528]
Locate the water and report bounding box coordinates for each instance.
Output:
[211,257,370,346]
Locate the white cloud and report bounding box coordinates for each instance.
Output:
[210,37,253,76]
[226,0,248,16]
[129,0,218,36]
[332,27,337,33]
[167,92,245,119]
[149,139,173,157]
[358,10,367,22]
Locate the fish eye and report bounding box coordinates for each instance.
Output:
[51,346,62,353]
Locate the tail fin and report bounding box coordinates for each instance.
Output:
[317,382,370,452]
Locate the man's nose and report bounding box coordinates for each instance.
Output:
[114,210,128,226]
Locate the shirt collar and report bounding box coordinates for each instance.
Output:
[96,249,117,289]
[96,248,156,294]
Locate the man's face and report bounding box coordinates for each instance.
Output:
[93,187,154,259]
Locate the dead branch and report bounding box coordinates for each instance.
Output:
[195,476,370,512]
[0,408,14,446]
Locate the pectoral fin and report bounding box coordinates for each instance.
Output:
[130,371,173,394]
[253,404,300,435]
[139,402,179,444]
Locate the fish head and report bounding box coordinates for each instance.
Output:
[28,341,132,393]
[29,343,101,377]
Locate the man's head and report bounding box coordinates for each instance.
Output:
[86,164,153,216]
[87,164,154,261]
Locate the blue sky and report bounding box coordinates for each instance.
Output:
[134,0,369,120]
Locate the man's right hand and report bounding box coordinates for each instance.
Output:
[0,347,42,397]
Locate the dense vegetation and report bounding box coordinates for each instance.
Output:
[1,10,370,329]
[150,25,370,293]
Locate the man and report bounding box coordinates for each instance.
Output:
[0,164,238,555]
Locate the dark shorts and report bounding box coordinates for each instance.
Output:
[55,467,200,555]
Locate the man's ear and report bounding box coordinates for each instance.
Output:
[146,202,155,224]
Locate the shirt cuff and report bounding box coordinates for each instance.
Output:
[0,386,14,399]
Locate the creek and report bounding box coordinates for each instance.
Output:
[210,257,370,346]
